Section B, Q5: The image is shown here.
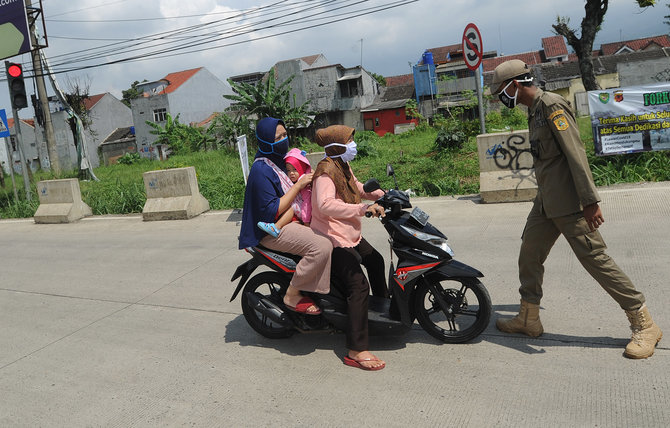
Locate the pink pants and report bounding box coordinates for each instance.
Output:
[260,222,332,294]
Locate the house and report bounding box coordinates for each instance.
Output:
[2,118,40,174]
[267,54,380,131]
[130,67,233,156]
[362,74,418,136]
[534,47,670,115]
[98,126,138,165]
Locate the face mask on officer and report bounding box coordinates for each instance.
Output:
[498,76,533,109]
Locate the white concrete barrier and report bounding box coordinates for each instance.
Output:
[142,166,210,221]
[34,179,92,223]
[476,130,537,203]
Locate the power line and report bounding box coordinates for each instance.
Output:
[6,0,418,80]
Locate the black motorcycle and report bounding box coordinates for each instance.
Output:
[230,164,491,343]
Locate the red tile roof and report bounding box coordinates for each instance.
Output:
[7,118,34,129]
[385,74,414,87]
[542,36,568,58]
[159,68,202,94]
[300,54,321,66]
[600,35,670,56]
[567,51,600,62]
[482,51,544,73]
[425,44,463,64]
[83,93,105,110]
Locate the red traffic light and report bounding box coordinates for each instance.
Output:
[7,64,22,78]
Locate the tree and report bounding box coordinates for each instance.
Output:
[121,80,147,107]
[370,72,387,87]
[146,113,210,156]
[665,2,670,27]
[224,68,312,141]
[553,0,656,91]
[64,76,93,131]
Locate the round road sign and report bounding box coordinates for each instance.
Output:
[462,23,483,71]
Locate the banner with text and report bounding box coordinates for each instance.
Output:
[588,82,670,156]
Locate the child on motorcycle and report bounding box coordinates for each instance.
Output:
[257,148,313,237]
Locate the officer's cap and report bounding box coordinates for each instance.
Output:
[491,60,530,94]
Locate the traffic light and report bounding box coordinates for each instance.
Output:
[5,62,28,110]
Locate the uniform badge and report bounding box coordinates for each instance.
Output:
[549,109,569,131]
[599,93,610,104]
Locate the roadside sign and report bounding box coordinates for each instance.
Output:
[0,109,10,138]
[462,23,483,71]
[0,1,31,60]
[236,135,250,184]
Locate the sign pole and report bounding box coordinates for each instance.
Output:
[462,23,486,134]
[477,65,485,134]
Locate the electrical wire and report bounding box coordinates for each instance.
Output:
[4,0,418,80]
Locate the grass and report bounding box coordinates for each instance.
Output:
[0,119,668,219]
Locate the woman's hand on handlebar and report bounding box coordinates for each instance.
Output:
[365,203,385,218]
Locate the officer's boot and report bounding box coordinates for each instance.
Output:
[624,304,662,359]
[496,299,544,337]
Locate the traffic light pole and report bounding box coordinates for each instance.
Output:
[9,105,32,201]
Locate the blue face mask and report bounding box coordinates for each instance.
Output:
[257,135,289,156]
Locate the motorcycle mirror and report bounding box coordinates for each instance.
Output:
[363,178,381,193]
[386,164,399,190]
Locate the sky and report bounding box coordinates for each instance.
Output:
[2,0,669,120]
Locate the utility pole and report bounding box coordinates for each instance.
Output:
[26,0,60,174]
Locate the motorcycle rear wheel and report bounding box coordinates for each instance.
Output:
[414,277,491,343]
[241,272,294,339]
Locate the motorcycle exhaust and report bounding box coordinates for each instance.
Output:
[245,292,294,328]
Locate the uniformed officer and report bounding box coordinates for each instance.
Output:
[490,60,662,359]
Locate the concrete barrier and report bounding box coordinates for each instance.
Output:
[305,152,325,170]
[34,179,92,223]
[476,130,537,203]
[142,167,210,221]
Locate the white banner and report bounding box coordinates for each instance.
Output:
[588,83,670,155]
[236,135,250,185]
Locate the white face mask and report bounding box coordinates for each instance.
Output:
[325,141,357,163]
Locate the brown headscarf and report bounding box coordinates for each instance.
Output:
[313,125,361,204]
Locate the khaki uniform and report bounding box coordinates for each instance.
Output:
[518,89,645,311]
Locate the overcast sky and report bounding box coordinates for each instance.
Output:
[3,0,668,119]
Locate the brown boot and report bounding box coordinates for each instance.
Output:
[496,299,544,337]
[624,305,662,359]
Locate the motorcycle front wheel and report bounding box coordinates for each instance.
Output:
[414,277,491,343]
[241,272,294,339]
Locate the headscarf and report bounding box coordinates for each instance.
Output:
[284,148,312,177]
[313,125,361,204]
[254,117,288,169]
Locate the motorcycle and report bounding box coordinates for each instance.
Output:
[230,164,491,343]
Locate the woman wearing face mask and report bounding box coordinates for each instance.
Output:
[310,125,388,371]
[239,117,332,315]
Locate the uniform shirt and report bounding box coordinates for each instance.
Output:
[528,89,600,218]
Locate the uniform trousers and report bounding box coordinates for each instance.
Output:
[331,238,388,351]
[518,202,645,311]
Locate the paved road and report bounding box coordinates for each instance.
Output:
[1,182,668,427]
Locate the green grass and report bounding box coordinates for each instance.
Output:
[0,120,668,219]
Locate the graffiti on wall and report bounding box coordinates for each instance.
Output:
[490,134,534,171]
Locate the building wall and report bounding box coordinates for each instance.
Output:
[5,120,40,173]
[562,73,619,116]
[363,108,417,136]
[130,93,169,155]
[85,94,133,167]
[275,60,307,106]
[618,58,670,87]
[168,68,233,125]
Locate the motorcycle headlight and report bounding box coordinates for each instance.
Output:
[400,225,454,256]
